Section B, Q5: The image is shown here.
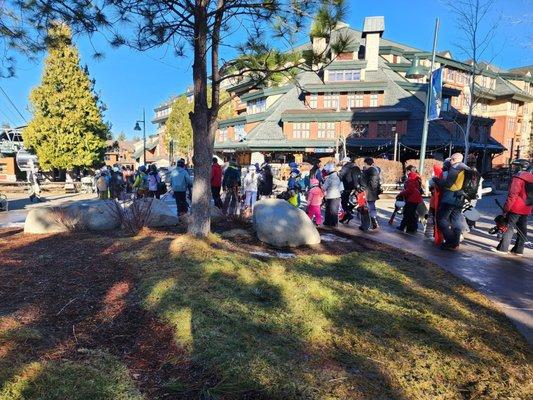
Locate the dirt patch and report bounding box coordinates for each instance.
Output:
[0,229,187,399]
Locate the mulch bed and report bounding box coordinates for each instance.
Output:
[0,222,424,398]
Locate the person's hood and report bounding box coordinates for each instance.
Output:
[407,172,420,181]
[433,164,443,177]
[451,162,469,171]
[517,171,533,183]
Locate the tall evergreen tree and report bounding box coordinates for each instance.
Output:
[23,23,109,171]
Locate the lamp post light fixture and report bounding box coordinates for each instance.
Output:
[134,108,146,165]
[405,18,440,178]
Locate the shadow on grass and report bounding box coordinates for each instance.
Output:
[0,232,170,399]
[0,229,531,399]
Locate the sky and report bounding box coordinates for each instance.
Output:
[0,0,531,138]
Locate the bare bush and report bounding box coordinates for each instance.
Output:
[106,198,154,235]
[50,207,85,232]
[355,158,403,185]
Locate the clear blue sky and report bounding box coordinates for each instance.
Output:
[1,0,531,138]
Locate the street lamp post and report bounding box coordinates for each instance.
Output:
[134,108,146,165]
[406,18,440,178]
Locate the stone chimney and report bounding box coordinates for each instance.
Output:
[362,16,385,71]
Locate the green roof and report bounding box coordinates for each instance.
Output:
[325,60,367,70]
[303,81,387,93]
[239,85,291,102]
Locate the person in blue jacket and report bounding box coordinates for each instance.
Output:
[170,159,192,215]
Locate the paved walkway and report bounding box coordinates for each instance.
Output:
[337,194,533,345]
[0,193,96,228]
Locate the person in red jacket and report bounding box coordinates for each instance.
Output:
[211,157,223,209]
[396,171,423,234]
[494,161,533,256]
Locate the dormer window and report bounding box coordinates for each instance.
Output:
[247,98,266,114]
[328,69,361,82]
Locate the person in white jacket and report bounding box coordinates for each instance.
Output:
[243,165,259,212]
[322,162,343,227]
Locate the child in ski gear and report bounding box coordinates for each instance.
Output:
[397,171,423,233]
[307,178,324,225]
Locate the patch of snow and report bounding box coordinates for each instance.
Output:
[276,252,296,259]
[320,233,352,243]
[249,251,273,258]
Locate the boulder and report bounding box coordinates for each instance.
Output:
[24,207,70,234]
[24,200,121,234]
[252,199,320,247]
[74,200,121,231]
[132,198,179,227]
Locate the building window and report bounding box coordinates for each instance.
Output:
[317,122,336,139]
[235,124,246,141]
[328,69,361,82]
[392,55,398,63]
[351,121,370,138]
[324,92,339,109]
[293,122,310,139]
[377,121,397,138]
[309,94,318,109]
[247,98,266,114]
[348,93,364,108]
[511,102,518,111]
[218,127,228,142]
[104,155,110,161]
[370,93,379,107]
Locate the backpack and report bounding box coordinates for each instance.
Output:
[96,176,108,191]
[525,181,533,206]
[461,168,481,201]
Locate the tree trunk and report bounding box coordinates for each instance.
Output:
[188,3,212,238]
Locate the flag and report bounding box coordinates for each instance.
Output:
[428,67,443,121]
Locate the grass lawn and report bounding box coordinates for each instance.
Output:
[0,226,531,399]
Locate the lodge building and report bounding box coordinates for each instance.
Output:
[153,16,533,171]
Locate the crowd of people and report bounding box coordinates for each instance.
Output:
[93,153,531,256]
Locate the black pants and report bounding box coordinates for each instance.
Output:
[437,203,463,247]
[324,198,341,227]
[341,190,354,216]
[497,213,529,254]
[174,191,188,215]
[211,186,223,209]
[148,190,160,199]
[223,187,239,215]
[399,202,419,233]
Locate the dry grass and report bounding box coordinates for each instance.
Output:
[0,229,531,399]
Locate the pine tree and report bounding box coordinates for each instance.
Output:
[23,23,109,171]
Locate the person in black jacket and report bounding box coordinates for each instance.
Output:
[338,156,363,224]
[222,160,241,215]
[258,163,274,198]
[361,157,382,231]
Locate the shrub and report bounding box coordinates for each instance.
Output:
[405,159,443,183]
[355,158,403,185]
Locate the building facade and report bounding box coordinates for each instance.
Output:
[210,17,531,169]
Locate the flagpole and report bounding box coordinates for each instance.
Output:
[419,18,440,178]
